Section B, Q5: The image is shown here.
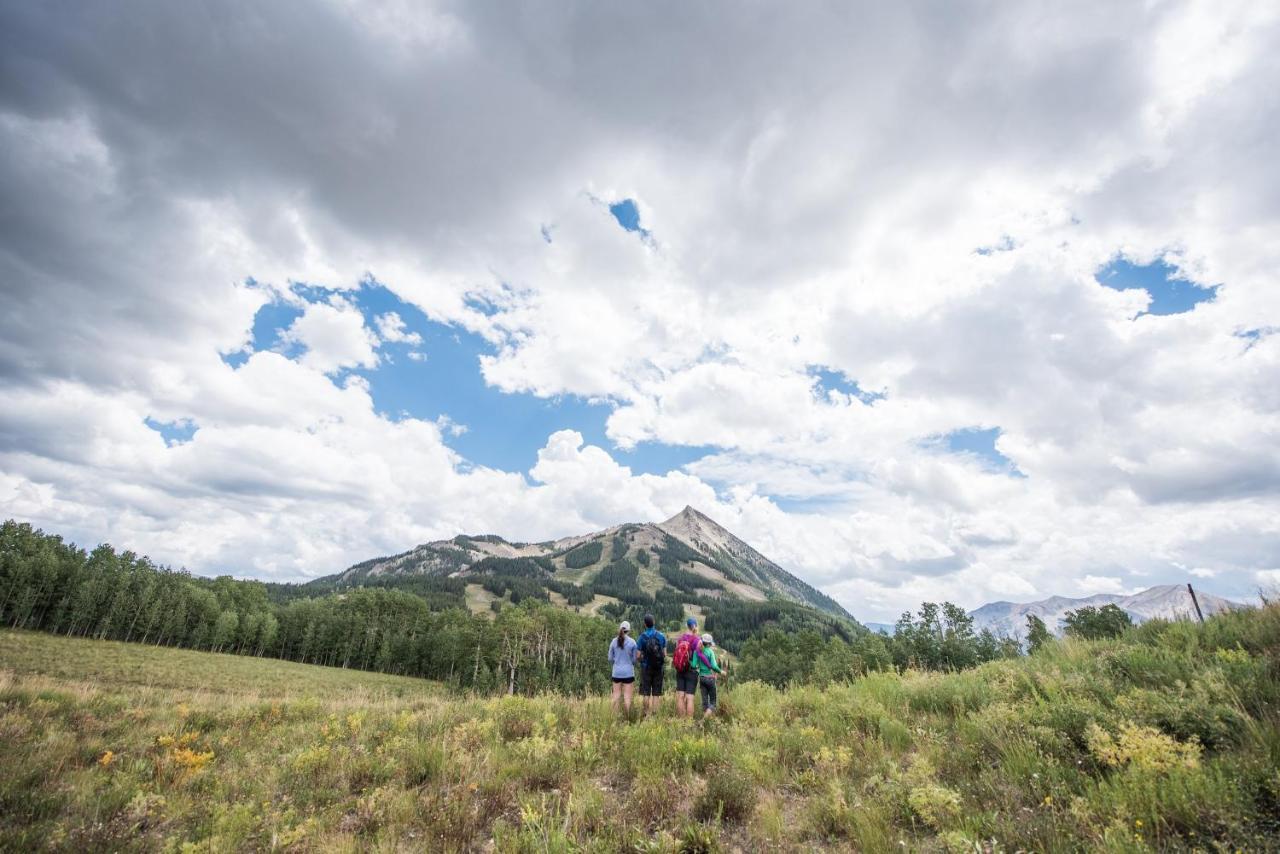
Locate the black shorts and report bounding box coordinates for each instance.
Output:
[675,669,698,694]
[639,666,664,696]
[612,676,634,684]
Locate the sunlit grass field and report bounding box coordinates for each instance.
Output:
[2,606,1279,852]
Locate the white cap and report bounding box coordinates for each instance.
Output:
[701,633,713,645]
[620,620,631,632]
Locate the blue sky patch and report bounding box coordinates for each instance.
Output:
[146,416,198,446]
[1096,257,1218,316]
[934,426,1024,476]
[221,286,305,367]
[235,281,718,476]
[608,198,652,241]
[809,366,886,404]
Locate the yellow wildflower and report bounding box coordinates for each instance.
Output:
[98,750,115,767]
[171,746,215,771]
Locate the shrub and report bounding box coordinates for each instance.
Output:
[906,783,962,829]
[1087,721,1201,773]
[694,769,756,823]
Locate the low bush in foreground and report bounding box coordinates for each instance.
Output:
[2,602,1279,851]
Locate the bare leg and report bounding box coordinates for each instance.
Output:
[622,681,634,712]
[611,681,621,712]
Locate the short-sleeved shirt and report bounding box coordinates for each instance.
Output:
[608,636,638,679]
[636,628,667,668]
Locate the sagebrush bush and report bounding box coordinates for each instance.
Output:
[693,767,756,823]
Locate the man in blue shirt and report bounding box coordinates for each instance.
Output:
[635,613,667,715]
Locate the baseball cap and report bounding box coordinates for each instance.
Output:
[701,633,714,646]
[619,620,631,632]
[686,617,697,627]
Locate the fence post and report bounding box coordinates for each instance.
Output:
[1187,583,1205,623]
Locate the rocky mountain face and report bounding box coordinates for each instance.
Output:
[969,584,1246,639]
[332,506,852,620]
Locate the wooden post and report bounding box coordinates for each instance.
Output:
[1187,583,1205,623]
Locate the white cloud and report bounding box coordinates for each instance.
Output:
[280,297,380,374]
[375,312,424,346]
[2,1,1279,621]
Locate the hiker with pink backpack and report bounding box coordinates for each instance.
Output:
[672,617,722,718]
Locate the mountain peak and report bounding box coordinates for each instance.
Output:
[663,504,715,527]
[659,505,733,547]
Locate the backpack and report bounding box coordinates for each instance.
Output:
[672,635,695,673]
[641,631,665,669]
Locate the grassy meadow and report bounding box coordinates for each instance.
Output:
[3,604,1280,853]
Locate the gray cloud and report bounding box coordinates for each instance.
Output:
[2,1,1278,620]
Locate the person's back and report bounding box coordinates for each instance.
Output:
[636,614,666,713]
[608,633,638,680]
[638,625,666,670]
[608,621,638,715]
[674,617,706,717]
[674,630,701,671]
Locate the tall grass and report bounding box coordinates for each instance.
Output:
[2,604,1278,851]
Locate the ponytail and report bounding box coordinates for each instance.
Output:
[616,629,626,649]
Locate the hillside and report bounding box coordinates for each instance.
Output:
[328,506,852,622]
[4,602,1280,851]
[970,583,1246,639]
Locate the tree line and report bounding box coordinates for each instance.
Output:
[0,520,617,695]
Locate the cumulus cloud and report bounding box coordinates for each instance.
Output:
[2,0,1279,620]
[281,297,380,374]
[375,312,424,346]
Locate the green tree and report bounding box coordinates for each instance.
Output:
[1062,604,1133,640]
[1025,614,1051,653]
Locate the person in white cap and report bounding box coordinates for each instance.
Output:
[608,619,638,714]
[694,632,724,717]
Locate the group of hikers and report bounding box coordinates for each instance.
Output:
[606,614,723,718]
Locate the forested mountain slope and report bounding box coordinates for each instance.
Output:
[324,506,852,623]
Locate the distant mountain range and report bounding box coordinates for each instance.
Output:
[968,584,1246,639]
[326,506,851,621]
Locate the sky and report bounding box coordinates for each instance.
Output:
[1,1,1278,622]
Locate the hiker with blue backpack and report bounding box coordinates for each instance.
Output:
[672,617,718,718]
[635,613,667,715]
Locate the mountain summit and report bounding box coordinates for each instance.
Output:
[329,507,851,620]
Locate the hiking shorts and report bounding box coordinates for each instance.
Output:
[639,665,664,696]
[699,675,718,712]
[675,668,698,695]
